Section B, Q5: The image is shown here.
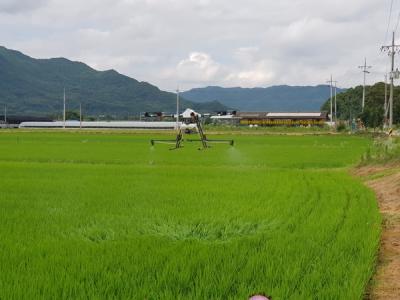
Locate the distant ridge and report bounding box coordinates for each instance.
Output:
[182,85,346,112]
[0,46,227,116]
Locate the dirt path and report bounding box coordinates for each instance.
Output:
[354,165,400,299]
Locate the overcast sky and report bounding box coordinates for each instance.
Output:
[0,0,397,91]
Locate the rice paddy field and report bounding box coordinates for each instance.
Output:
[0,131,381,299]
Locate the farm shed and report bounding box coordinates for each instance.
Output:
[237,112,328,126]
[210,114,240,126]
[19,121,181,129]
[1,115,53,128]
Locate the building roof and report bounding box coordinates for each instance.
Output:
[236,112,328,119]
[210,115,236,119]
[267,112,324,118]
[235,112,268,118]
[0,115,53,124]
[19,121,180,129]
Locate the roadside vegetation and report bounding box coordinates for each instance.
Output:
[361,136,400,165]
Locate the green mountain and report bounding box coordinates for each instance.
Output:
[0,46,226,117]
[321,82,400,127]
[181,85,346,112]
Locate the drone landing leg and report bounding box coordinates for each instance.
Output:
[170,129,183,150]
[195,117,209,149]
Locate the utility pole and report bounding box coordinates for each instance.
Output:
[79,102,82,129]
[326,75,334,125]
[349,96,353,132]
[176,87,180,130]
[384,74,388,127]
[63,88,66,129]
[381,32,400,128]
[358,58,372,112]
[4,104,6,124]
[334,81,338,123]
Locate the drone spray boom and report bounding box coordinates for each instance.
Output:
[150,112,234,150]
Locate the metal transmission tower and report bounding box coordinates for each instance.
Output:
[381,32,400,128]
[358,58,372,112]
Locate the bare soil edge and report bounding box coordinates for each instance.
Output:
[353,164,400,300]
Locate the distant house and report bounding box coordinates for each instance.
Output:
[236,112,328,126]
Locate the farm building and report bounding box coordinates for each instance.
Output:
[0,115,52,126]
[19,121,180,129]
[236,112,329,126]
[210,114,239,126]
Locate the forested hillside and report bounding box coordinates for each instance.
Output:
[321,83,400,127]
[0,46,226,117]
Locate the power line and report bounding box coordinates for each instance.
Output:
[395,10,400,33]
[385,0,395,44]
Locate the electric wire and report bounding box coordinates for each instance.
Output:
[384,0,396,77]
[385,0,395,44]
[395,11,400,33]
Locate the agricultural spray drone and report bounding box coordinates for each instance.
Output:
[150,112,234,150]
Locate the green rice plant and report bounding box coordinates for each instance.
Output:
[0,132,379,299]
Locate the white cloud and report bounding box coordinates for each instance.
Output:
[163,51,275,89]
[225,69,275,88]
[225,62,276,87]
[0,0,395,91]
[176,52,222,82]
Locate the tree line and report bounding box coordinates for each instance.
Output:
[321,83,400,128]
